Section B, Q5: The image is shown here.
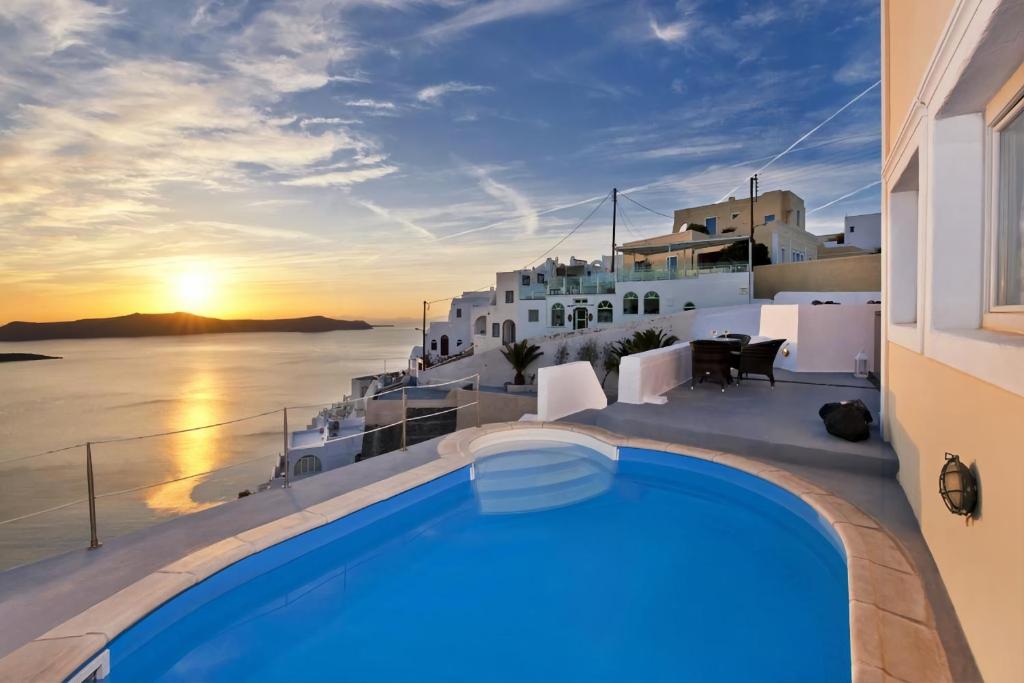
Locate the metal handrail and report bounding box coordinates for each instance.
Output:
[0,374,483,552]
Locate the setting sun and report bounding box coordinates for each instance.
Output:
[174,268,216,313]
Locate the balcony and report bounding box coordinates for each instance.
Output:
[518,283,548,300]
[544,274,615,296]
[616,262,749,282]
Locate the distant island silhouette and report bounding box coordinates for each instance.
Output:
[0,353,62,362]
[0,312,373,342]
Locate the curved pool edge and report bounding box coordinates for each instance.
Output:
[0,421,951,683]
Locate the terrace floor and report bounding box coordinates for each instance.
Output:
[572,369,896,476]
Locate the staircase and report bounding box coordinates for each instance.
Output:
[472,444,616,514]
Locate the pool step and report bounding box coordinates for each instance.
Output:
[473,448,614,514]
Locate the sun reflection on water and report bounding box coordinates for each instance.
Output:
[145,372,222,515]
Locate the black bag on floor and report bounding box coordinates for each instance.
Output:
[818,400,873,442]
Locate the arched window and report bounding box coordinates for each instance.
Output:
[644,291,660,314]
[430,339,437,351]
[502,319,516,344]
[474,315,487,335]
[623,292,639,315]
[294,454,322,477]
[551,303,565,327]
[683,301,696,311]
[597,300,613,323]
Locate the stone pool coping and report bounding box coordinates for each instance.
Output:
[0,422,951,683]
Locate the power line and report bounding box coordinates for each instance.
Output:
[619,192,673,219]
[521,191,611,268]
[617,203,641,241]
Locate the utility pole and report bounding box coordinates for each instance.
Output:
[748,174,759,304]
[421,300,427,369]
[611,187,618,273]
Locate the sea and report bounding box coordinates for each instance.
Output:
[0,327,419,571]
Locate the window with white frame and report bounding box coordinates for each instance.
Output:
[551,303,565,326]
[623,292,638,315]
[597,300,613,323]
[994,105,1024,308]
[505,290,514,304]
[644,291,660,314]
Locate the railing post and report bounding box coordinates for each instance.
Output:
[474,374,481,428]
[282,407,290,489]
[401,387,408,451]
[85,442,101,550]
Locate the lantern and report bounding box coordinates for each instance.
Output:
[853,350,869,378]
[938,453,978,517]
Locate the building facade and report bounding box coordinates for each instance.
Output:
[672,190,821,264]
[843,212,882,251]
[881,1,1024,680]
[420,252,751,364]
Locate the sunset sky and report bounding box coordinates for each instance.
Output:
[0,0,881,324]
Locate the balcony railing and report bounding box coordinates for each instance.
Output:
[544,275,616,296]
[616,262,749,282]
[518,284,548,300]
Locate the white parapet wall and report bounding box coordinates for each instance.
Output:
[536,361,608,421]
[617,342,693,405]
[761,303,881,373]
[773,291,881,305]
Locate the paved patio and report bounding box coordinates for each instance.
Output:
[572,369,897,476]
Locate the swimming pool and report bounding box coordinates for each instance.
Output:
[99,442,850,683]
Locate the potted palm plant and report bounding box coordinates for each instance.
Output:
[600,328,679,387]
[501,340,544,386]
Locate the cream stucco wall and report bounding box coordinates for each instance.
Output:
[883,0,956,155]
[753,253,881,300]
[882,1,1024,680]
[886,343,1024,683]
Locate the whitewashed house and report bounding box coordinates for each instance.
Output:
[420,241,752,364]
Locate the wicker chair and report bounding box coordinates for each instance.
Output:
[736,338,787,388]
[690,339,740,392]
[717,333,751,346]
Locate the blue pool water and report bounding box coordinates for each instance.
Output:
[100,444,850,683]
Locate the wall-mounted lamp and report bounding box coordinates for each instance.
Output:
[939,453,978,518]
[782,345,790,358]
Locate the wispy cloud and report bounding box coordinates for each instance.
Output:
[649,17,690,44]
[834,53,880,84]
[469,167,539,236]
[735,7,783,28]
[626,142,745,161]
[345,98,397,110]
[282,165,398,187]
[357,200,436,239]
[421,0,580,41]
[417,81,492,104]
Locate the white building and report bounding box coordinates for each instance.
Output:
[419,241,753,365]
[422,290,494,364]
[843,212,881,251]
